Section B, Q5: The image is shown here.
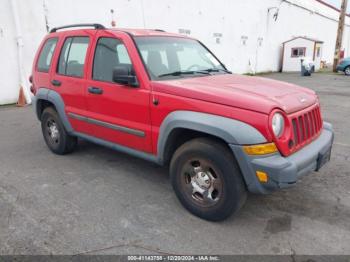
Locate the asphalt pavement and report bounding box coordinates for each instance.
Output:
[0,72,349,255]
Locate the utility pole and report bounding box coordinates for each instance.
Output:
[333,0,348,72]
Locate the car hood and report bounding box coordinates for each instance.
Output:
[151,74,317,114]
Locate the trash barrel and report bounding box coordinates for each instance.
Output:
[300,58,314,76]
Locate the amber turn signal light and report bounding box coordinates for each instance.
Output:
[243,143,278,155]
[256,171,268,183]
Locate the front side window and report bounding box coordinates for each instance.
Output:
[92,37,132,82]
[57,37,89,77]
[37,38,58,72]
[134,37,226,80]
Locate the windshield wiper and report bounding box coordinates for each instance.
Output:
[158,70,210,78]
[203,68,232,74]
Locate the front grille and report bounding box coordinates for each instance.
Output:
[291,105,322,148]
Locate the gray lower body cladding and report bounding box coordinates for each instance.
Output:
[230,122,334,194]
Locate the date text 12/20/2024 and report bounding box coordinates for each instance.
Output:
[127,255,220,261]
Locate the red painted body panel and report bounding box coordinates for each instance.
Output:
[149,91,271,154]
[32,28,322,158]
[31,36,56,97]
[152,74,317,115]
[51,30,96,135]
[83,30,153,152]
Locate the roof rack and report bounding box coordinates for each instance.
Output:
[153,29,166,32]
[50,23,106,33]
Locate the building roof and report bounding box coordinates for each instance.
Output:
[283,36,324,44]
[314,0,350,17]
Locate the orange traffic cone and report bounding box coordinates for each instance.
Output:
[16,86,27,107]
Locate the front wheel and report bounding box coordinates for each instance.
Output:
[170,138,247,221]
[344,66,350,76]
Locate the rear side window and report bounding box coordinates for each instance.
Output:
[57,37,89,77]
[37,38,58,72]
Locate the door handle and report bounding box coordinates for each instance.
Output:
[88,86,103,94]
[51,79,61,87]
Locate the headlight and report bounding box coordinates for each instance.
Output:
[272,113,285,138]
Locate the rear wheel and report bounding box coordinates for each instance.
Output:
[170,138,247,221]
[345,66,350,76]
[41,107,77,155]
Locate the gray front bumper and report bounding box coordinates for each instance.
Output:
[230,122,334,194]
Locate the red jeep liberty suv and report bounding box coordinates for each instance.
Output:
[31,24,334,221]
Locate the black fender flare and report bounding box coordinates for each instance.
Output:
[157,111,267,164]
[33,88,73,133]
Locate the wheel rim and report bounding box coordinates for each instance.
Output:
[46,118,60,145]
[181,159,223,208]
[345,67,350,75]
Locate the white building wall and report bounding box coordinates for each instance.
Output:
[1,0,350,104]
[0,0,20,105]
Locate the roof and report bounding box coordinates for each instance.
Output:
[283,36,324,44]
[49,24,191,38]
[109,28,190,38]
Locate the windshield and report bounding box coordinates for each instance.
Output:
[134,36,228,80]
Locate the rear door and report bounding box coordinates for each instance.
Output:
[50,31,94,135]
[83,31,152,153]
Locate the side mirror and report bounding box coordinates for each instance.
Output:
[112,65,139,87]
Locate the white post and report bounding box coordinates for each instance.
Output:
[10,0,32,104]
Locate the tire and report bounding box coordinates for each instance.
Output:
[170,138,247,221]
[41,107,77,155]
[344,66,350,76]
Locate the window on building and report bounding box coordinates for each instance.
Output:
[37,38,58,72]
[92,37,133,82]
[316,47,321,57]
[291,47,306,57]
[57,37,89,77]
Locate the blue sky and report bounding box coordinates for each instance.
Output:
[323,0,350,12]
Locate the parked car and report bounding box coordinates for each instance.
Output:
[336,57,350,75]
[30,24,334,221]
